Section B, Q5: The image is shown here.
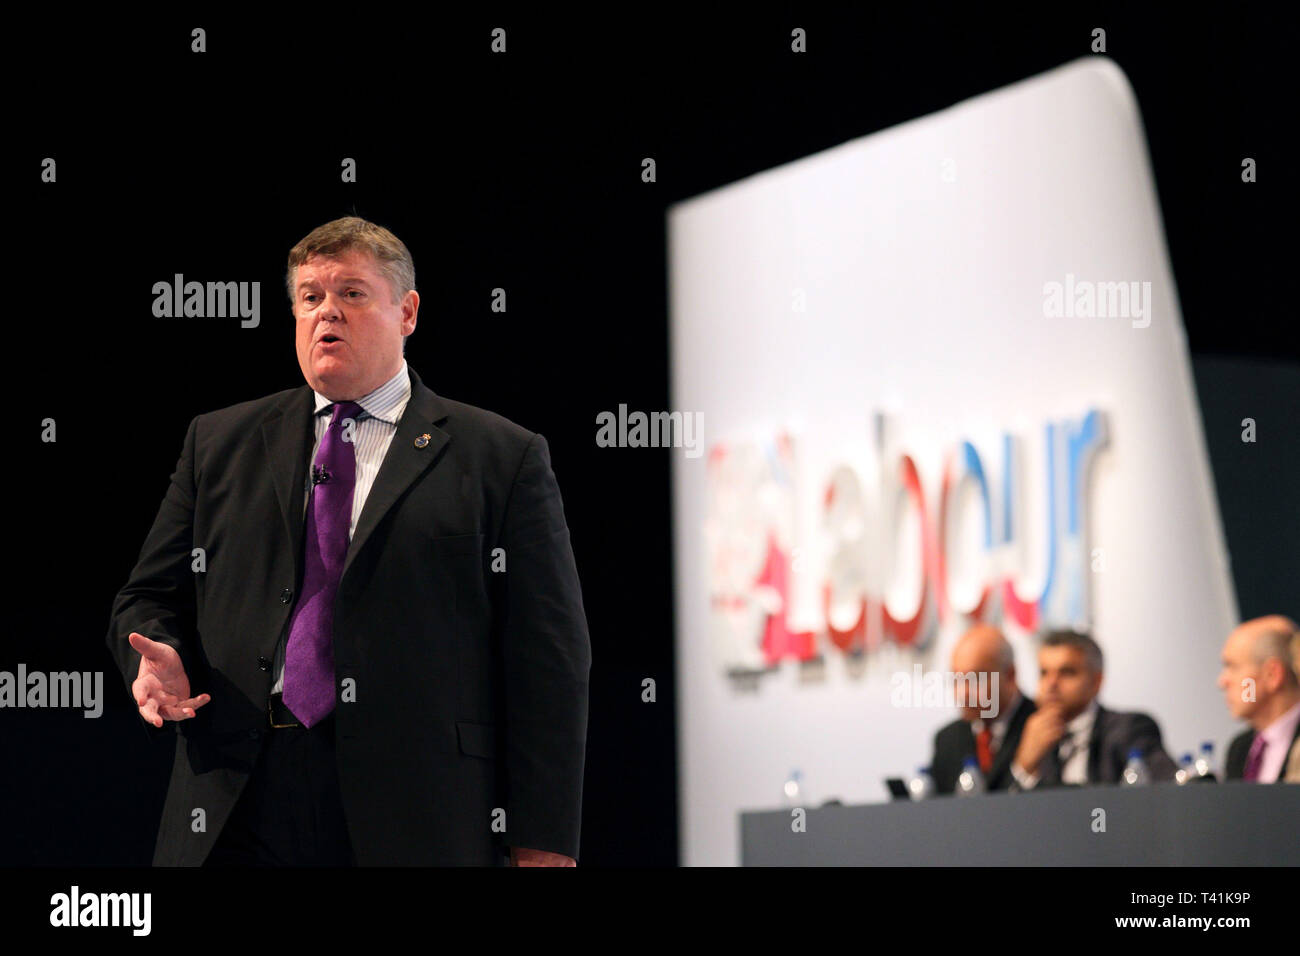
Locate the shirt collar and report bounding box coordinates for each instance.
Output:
[312,359,410,424]
[1066,698,1100,737]
[1260,698,1300,748]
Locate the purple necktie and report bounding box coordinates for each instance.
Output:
[1242,733,1267,782]
[282,400,362,728]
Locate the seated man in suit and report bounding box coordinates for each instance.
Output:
[1010,629,1177,789]
[930,624,1035,793]
[1218,615,1300,783]
[1289,628,1300,782]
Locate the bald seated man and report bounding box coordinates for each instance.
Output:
[1287,630,1300,782]
[929,624,1036,794]
[1219,615,1300,783]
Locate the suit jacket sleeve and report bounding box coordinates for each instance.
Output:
[497,433,592,860]
[1225,730,1251,780]
[930,724,958,795]
[929,729,948,795]
[104,415,203,743]
[1124,712,1178,782]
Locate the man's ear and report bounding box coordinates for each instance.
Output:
[1261,657,1285,693]
[401,289,419,333]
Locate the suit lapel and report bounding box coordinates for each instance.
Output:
[261,384,317,588]
[1267,719,1300,783]
[340,365,451,585]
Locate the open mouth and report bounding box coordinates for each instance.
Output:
[320,334,342,344]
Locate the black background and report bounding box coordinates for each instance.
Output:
[5,7,1296,874]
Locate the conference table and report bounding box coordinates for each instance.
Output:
[740,781,1300,865]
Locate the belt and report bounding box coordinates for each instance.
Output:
[268,692,303,728]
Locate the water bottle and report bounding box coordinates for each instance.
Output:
[1120,749,1150,786]
[1193,741,1217,782]
[783,769,803,807]
[907,766,935,800]
[957,756,985,796]
[1175,752,1194,785]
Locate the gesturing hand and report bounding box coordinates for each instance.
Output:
[510,846,576,867]
[129,631,210,728]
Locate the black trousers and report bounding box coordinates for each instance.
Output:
[203,712,356,866]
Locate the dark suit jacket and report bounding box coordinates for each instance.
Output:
[1225,718,1300,781]
[1031,705,1177,787]
[931,695,1036,794]
[105,364,592,865]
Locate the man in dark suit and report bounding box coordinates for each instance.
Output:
[106,216,591,866]
[1010,630,1176,789]
[1218,615,1300,783]
[930,624,1036,793]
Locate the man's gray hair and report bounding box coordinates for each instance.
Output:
[1250,616,1300,686]
[286,216,416,307]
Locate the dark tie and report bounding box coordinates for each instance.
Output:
[282,401,363,728]
[1043,735,1077,785]
[1242,733,1267,782]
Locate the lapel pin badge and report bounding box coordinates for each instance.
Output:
[415,433,431,449]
